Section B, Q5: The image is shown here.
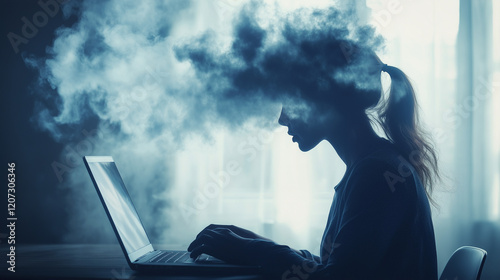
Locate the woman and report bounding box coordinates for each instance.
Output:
[187,47,440,279]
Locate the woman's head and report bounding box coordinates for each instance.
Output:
[278,46,440,204]
[277,46,385,151]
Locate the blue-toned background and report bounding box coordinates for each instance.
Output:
[1,0,499,279]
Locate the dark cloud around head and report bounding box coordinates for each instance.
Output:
[176,2,385,121]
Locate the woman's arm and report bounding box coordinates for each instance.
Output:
[188,158,431,279]
[189,224,321,264]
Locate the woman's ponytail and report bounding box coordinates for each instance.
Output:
[379,64,440,205]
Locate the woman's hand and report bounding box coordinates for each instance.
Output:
[188,224,271,265]
[199,224,272,241]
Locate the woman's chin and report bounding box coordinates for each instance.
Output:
[297,141,314,152]
[295,138,324,152]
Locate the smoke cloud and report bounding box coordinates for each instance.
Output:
[175,1,384,120]
[26,0,384,245]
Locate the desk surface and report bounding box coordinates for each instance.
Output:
[0,244,263,280]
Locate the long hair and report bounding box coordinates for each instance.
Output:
[376,64,440,205]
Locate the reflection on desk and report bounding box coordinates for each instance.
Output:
[0,244,263,280]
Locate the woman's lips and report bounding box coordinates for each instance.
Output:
[288,130,300,142]
[291,134,301,142]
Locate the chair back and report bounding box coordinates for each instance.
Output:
[439,246,487,280]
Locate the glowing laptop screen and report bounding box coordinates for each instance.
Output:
[86,158,150,254]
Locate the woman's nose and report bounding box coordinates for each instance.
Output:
[278,110,291,127]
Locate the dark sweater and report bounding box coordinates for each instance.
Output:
[251,140,438,280]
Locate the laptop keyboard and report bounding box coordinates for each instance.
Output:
[149,251,193,263]
[147,250,222,264]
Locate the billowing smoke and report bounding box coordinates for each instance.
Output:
[26,0,384,246]
[176,1,384,121]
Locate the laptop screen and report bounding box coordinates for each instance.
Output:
[85,157,151,255]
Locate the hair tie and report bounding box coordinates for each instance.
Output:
[381,63,389,72]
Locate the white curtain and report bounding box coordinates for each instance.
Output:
[446,0,500,279]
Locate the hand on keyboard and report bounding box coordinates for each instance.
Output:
[188,224,271,265]
[198,224,272,242]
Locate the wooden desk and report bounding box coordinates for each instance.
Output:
[0,244,263,280]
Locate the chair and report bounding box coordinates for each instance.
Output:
[439,246,487,280]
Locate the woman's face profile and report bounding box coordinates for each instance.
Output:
[278,106,331,152]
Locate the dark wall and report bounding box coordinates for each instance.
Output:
[0,0,77,244]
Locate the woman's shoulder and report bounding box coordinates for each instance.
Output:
[352,139,403,173]
[345,140,419,195]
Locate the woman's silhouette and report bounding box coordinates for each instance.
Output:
[188,45,440,279]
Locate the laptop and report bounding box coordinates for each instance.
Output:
[83,156,260,274]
